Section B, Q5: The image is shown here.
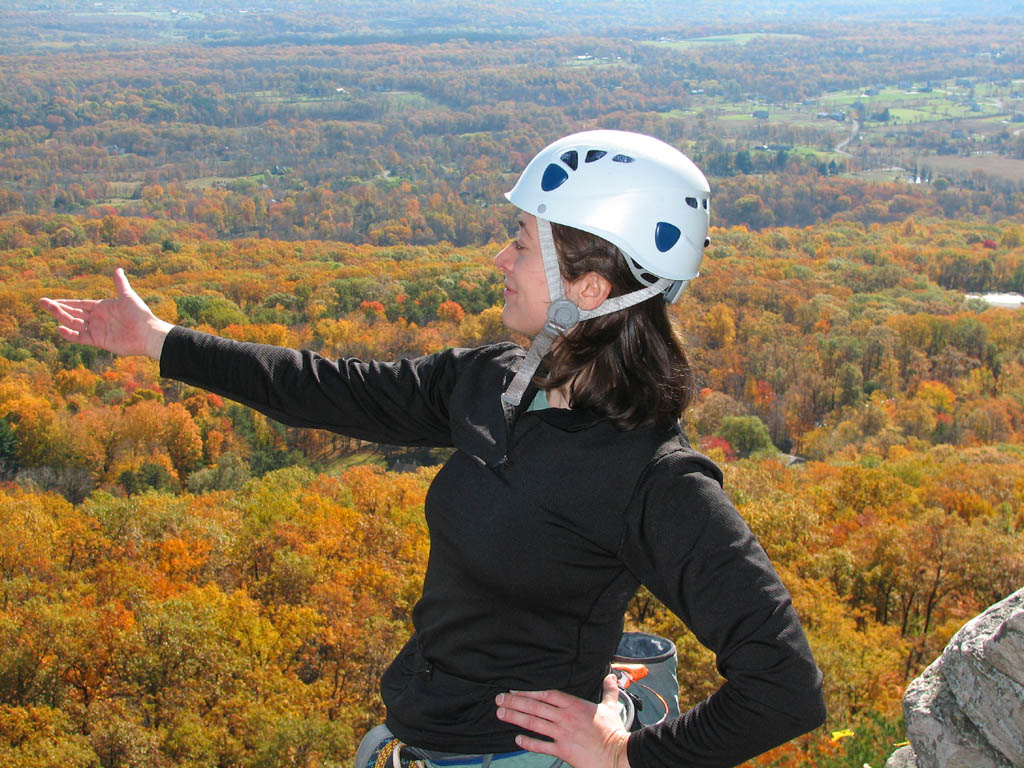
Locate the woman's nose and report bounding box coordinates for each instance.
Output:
[494,242,515,272]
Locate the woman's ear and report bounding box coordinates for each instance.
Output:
[567,271,612,311]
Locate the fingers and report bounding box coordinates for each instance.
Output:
[511,733,558,757]
[495,700,561,758]
[495,691,563,733]
[39,297,99,314]
[504,688,575,707]
[601,674,620,706]
[495,688,593,744]
[113,267,135,298]
[55,324,86,344]
[39,298,91,327]
[38,297,95,346]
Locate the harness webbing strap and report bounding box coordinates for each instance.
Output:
[536,218,564,304]
[375,739,403,768]
[578,278,671,321]
[500,322,559,407]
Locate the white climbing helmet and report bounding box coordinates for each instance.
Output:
[499,130,711,408]
[505,129,710,303]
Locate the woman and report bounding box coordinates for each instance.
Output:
[40,130,826,768]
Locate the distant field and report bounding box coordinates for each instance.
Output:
[820,85,1005,124]
[645,32,809,49]
[104,181,142,200]
[561,56,634,69]
[788,146,848,162]
[916,154,1024,183]
[849,168,915,183]
[69,11,207,21]
[184,175,264,191]
[384,91,441,110]
[238,90,352,106]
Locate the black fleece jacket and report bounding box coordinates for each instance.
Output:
[160,327,826,767]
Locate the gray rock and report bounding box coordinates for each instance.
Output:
[944,613,1024,764]
[903,657,1013,768]
[898,587,1024,768]
[884,745,918,768]
[985,611,1024,688]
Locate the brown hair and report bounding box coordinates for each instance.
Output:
[540,222,696,430]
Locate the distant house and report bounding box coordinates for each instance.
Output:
[817,111,846,122]
[752,109,770,119]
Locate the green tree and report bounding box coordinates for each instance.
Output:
[837,362,864,406]
[716,415,776,458]
[0,418,16,480]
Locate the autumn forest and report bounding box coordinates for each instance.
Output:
[1,2,1023,767]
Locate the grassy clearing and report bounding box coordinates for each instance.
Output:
[821,82,1006,124]
[184,174,265,191]
[645,32,808,49]
[383,91,441,111]
[823,88,933,103]
[884,102,993,123]
[916,154,1024,184]
[561,56,633,69]
[103,181,142,201]
[68,11,206,22]
[789,146,847,162]
[849,168,914,183]
[322,451,387,475]
[238,90,351,106]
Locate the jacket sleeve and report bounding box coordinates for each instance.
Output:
[159,326,474,447]
[619,451,826,768]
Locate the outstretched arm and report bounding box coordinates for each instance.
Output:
[42,267,479,446]
[39,268,172,359]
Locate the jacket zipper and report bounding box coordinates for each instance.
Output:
[497,399,517,468]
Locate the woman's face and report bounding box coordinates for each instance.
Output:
[494,213,551,336]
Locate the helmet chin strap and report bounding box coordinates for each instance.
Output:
[501,217,671,407]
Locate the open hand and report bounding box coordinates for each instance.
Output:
[39,268,173,359]
[496,674,631,768]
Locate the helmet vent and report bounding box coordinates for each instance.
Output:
[654,221,681,253]
[630,259,659,286]
[612,154,635,163]
[541,163,569,192]
[685,197,699,209]
[585,149,606,163]
[560,151,579,170]
[703,198,709,210]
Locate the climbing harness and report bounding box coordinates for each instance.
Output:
[355,633,679,767]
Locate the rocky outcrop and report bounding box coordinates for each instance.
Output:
[886,587,1024,768]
